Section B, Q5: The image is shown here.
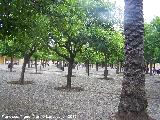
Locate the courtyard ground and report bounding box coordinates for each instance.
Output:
[0,64,159,120]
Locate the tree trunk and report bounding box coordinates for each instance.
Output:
[56,61,58,68]
[66,60,74,88]
[42,60,45,68]
[96,62,98,71]
[116,62,119,74]
[77,63,79,70]
[85,60,89,76]
[10,56,13,72]
[117,0,150,119]
[120,61,123,73]
[104,55,108,79]
[35,57,38,73]
[153,62,155,70]
[40,59,42,71]
[45,60,47,67]
[28,60,30,68]
[31,60,33,68]
[111,64,113,69]
[19,54,30,84]
[149,59,153,76]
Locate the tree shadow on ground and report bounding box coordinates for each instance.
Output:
[54,70,63,72]
[29,72,43,74]
[54,86,84,92]
[113,112,155,120]
[97,77,114,80]
[6,70,16,72]
[154,81,160,83]
[40,69,47,71]
[63,75,76,77]
[7,80,34,85]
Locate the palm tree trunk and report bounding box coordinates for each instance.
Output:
[116,0,151,119]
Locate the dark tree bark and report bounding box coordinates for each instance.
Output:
[19,54,30,84]
[66,59,74,88]
[45,60,47,67]
[85,60,89,76]
[42,60,45,68]
[31,60,33,68]
[35,57,38,73]
[96,62,98,71]
[10,56,13,72]
[28,60,30,68]
[111,64,113,69]
[153,62,155,70]
[149,60,153,76]
[104,55,108,79]
[116,0,152,119]
[56,61,58,68]
[116,62,119,74]
[76,63,79,70]
[120,61,123,73]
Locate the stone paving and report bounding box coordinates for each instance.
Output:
[0,64,159,120]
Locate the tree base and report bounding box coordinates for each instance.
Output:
[30,72,43,74]
[114,112,155,120]
[54,86,84,92]
[7,80,34,85]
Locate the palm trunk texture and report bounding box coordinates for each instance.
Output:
[116,0,153,120]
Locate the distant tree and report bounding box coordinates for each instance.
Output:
[48,0,89,88]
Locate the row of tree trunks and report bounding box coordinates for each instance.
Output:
[116,61,124,74]
[145,60,156,76]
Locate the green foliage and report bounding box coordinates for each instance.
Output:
[48,0,89,61]
[144,17,160,63]
[0,35,21,57]
[0,0,125,66]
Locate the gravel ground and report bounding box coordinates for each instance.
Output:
[0,64,160,120]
